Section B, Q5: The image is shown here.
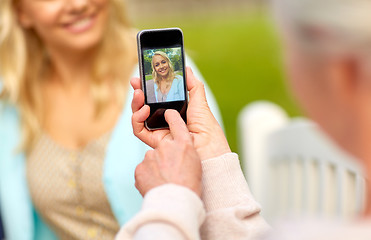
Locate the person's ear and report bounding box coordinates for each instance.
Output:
[326,56,360,108]
[15,3,33,29]
[357,57,371,95]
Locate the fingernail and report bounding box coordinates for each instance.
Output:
[189,67,194,74]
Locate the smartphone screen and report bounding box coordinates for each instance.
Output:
[137,28,188,130]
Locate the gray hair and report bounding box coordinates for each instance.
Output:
[273,0,371,54]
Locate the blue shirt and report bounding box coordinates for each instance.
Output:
[0,59,223,240]
[154,75,185,102]
[0,86,149,240]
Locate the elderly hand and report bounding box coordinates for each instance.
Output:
[134,109,202,196]
[131,67,231,161]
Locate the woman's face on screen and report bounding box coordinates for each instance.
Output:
[153,55,170,77]
[17,0,109,52]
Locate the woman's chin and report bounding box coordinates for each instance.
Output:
[159,72,170,78]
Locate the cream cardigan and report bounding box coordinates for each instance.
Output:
[116,153,371,240]
[116,153,270,240]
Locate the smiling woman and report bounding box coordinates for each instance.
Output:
[150,51,185,103]
[0,0,142,239]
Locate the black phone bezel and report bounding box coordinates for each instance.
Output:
[137,28,188,130]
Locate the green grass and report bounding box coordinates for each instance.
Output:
[134,10,302,154]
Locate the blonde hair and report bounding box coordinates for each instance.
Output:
[0,0,137,153]
[151,51,175,86]
[273,0,371,54]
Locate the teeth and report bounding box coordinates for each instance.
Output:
[69,18,91,30]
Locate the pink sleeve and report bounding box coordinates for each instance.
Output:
[200,153,271,240]
[115,184,205,240]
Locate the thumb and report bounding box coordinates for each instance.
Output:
[164,109,192,142]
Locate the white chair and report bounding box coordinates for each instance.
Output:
[238,101,365,223]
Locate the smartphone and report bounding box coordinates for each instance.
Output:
[137,28,188,130]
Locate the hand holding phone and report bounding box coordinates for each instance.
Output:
[137,28,188,130]
[131,67,232,161]
[134,109,202,197]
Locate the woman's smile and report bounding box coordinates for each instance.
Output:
[63,14,96,34]
[17,0,109,51]
[158,66,168,75]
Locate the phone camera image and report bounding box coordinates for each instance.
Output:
[143,48,185,104]
[137,28,188,130]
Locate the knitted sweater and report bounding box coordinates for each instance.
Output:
[116,153,371,240]
[116,153,271,240]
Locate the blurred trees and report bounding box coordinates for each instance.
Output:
[143,48,183,75]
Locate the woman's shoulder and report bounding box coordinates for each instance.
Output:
[174,74,184,82]
[171,75,183,91]
[0,101,19,120]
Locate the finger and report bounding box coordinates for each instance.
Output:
[186,67,207,103]
[132,89,145,113]
[134,162,146,196]
[132,104,150,138]
[130,77,141,90]
[135,157,154,197]
[164,109,192,142]
[186,67,197,91]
